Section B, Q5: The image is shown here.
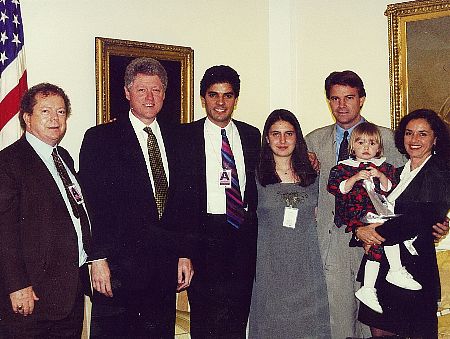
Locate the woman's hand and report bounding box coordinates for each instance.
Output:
[433,218,449,242]
[355,224,385,245]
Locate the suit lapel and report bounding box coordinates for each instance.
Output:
[19,138,75,237]
[398,159,433,202]
[20,138,67,206]
[234,122,251,175]
[195,119,208,209]
[158,121,177,204]
[326,126,337,167]
[116,116,160,219]
[234,121,252,203]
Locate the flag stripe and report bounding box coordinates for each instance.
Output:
[0,48,27,101]
[0,69,26,130]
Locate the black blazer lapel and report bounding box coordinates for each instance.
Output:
[234,121,259,212]
[117,116,159,219]
[20,138,72,217]
[192,118,208,213]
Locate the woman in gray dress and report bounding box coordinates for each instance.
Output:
[248,109,331,338]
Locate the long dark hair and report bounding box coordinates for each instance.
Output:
[258,109,317,187]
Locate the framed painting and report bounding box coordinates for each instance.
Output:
[95,37,194,125]
[385,0,450,128]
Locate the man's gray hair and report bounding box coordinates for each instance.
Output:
[124,57,168,90]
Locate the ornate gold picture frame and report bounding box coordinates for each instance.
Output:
[385,0,450,128]
[95,37,194,125]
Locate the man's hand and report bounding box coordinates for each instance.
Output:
[308,152,320,172]
[355,223,385,246]
[177,258,193,291]
[433,218,449,243]
[10,286,39,316]
[91,259,113,297]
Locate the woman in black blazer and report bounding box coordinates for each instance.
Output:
[355,109,449,338]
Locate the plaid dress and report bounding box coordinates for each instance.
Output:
[327,158,397,261]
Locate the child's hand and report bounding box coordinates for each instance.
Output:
[352,170,371,182]
[367,167,381,178]
[363,243,372,254]
[345,170,372,192]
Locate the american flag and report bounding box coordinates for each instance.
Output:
[0,0,27,150]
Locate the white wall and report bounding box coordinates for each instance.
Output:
[20,0,404,163]
[20,0,270,166]
[269,0,404,135]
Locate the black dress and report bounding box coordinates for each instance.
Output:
[358,156,449,338]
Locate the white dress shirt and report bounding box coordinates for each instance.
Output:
[26,132,88,267]
[204,118,246,214]
[129,111,170,196]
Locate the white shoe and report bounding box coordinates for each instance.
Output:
[355,286,383,314]
[386,267,422,290]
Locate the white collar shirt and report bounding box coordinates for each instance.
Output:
[387,155,432,205]
[129,111,170,195]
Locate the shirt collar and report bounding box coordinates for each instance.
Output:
[401,155,432,180]
[339,156,386,167]
[25,131,57,161]
[205,117,234,135]
[335,116,365,138]
[129,110,160,136]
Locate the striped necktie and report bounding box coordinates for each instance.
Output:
[221,128,244,229]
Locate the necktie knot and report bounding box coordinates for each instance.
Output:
[144,127,157,145]
[51,147,58,160]
[338,130,349,162]
[144,126,153,136]
[221,129,226,137]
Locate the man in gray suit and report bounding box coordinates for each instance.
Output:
[305,70,450,338]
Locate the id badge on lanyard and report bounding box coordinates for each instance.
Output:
[219,169,232,189]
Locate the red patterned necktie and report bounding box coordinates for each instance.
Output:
[221,129,244,229]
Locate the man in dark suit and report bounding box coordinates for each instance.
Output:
[0,83,91,337]
[183,65,261,338]
[79,57,193,338]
